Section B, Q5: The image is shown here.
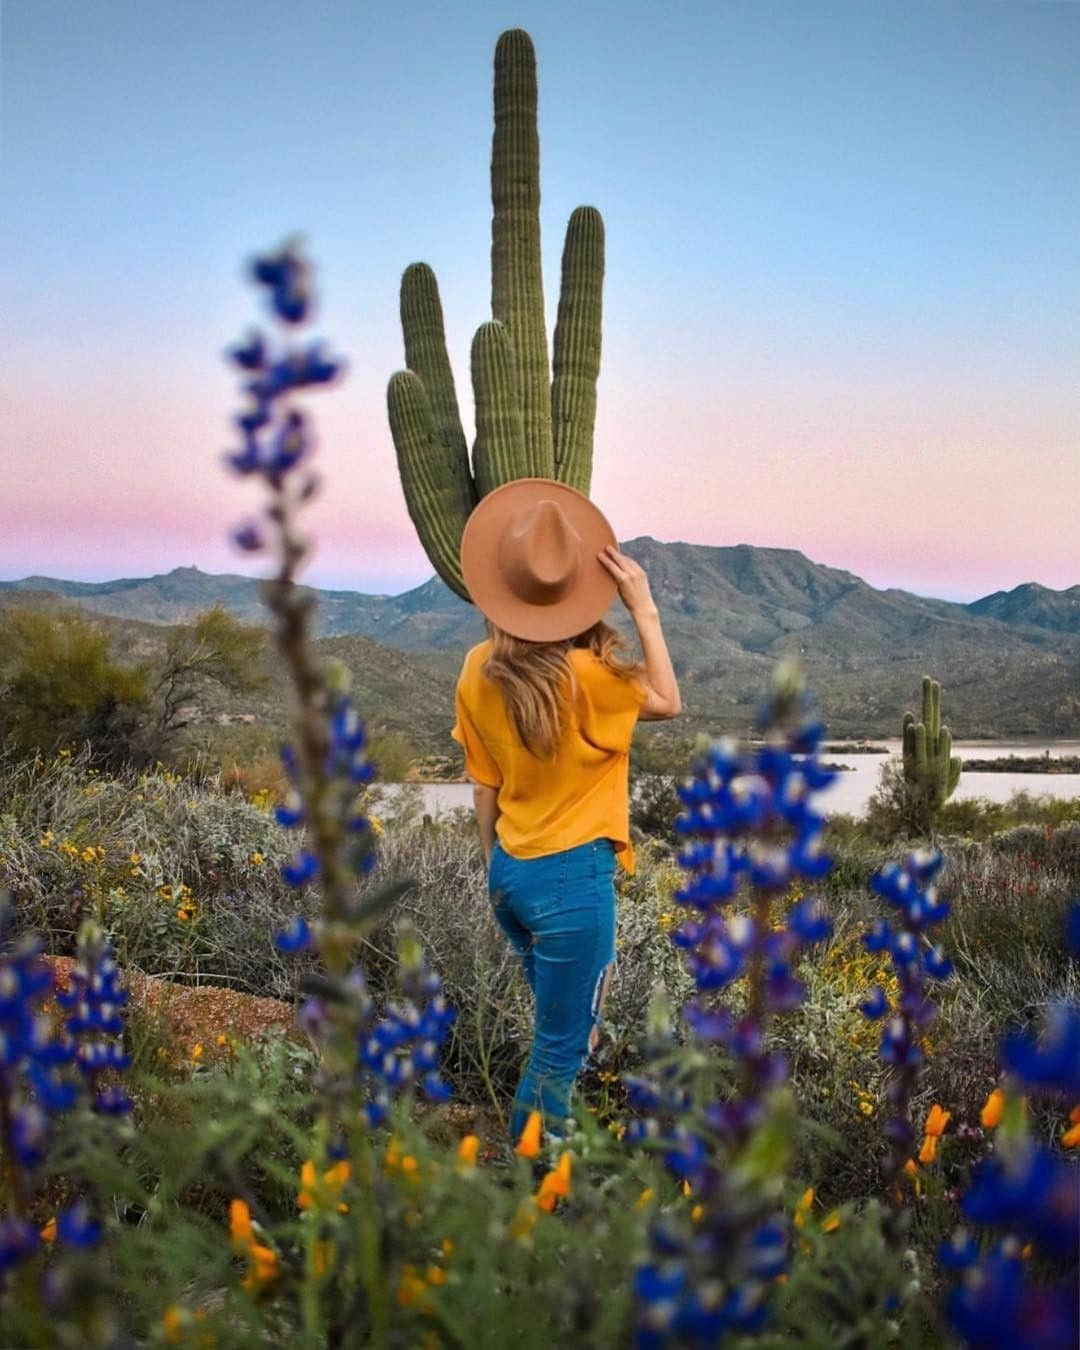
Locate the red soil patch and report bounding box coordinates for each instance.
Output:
[41,958,506,1152]
[44,956,304,1063]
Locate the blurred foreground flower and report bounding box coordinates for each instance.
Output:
[939,901,1080,1349]
[860,848,952,1242]
[626,661,836,1344]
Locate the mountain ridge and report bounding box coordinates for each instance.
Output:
[2,541,1077,739]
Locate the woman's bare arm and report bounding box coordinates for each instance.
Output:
[597,544,681,719]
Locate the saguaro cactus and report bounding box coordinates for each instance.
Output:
[901,676,962,831]
[387,29,605,602]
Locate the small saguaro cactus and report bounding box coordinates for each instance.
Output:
[386,29,606,602]
[901,676,962,831]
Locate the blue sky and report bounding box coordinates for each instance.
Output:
[3,0,1078,600]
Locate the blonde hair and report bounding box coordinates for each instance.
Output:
[481,617,647,761]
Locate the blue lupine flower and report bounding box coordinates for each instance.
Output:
[282,851,319,888]
[937,1227,979,1270]
[231,521,265,552]
[0,1218,38,1274]
[624,665,833,1344]
[225,241,344,498]
[1001,1003,1080,1099]
[0,896,87,1279]
[859,987,889,1020]
[275,915,314,953]
[941,905,1080,1347]
[229,330,266,371]
[57,1199,102,1248]
[57,919,132,1115]
[947,1243,1077,1350]
[860,849,952,1212]
[962,1145,1078,1257]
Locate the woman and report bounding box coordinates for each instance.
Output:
[451,479,681,1148]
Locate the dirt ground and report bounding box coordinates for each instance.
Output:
[42,956,508,1158]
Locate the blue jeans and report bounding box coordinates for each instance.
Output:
[487,836,617,1145]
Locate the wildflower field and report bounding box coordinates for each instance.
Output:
[1,243,1077,1348]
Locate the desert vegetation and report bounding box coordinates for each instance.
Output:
[2,26,1077,1348]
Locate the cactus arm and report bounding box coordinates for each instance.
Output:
[400,264,476,521]
[913,724,928,777]
[387,371,471,601]
[948,756,962,797]
[551,205,605,494]
[471,321,526,497]
[901,712,917,783]
[490,28,553,478]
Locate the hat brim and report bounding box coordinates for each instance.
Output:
[460,478,619,641]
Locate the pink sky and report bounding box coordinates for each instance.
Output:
[4,325,1076,603]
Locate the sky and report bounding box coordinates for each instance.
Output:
[2,0,1078,602]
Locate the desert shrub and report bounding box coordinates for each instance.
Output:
[0,603,267,772]
[0,606,150,766]
[629,771,682,845]
[365,729,419,783]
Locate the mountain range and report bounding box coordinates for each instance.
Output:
[2,539,1077,743]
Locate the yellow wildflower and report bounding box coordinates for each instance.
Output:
[39,831,54,848]
[924,1103,951,1137]
[249,852,265,866]
[821,1211,841,1234]
[395,1263,430,1309]
[1061,1104,1080,1148]
[919,1104,952,1163]
[297,1159,317,1210]
[456,1135,479,1170]
[440,1238,454,1257]
[426,1264,446,1286]
[691,1204,704,1223]
[793,1187,815,1229]
[297,1158,350,1213]
[635,1187,655,1209]
[230,1198,278,1291]
[534,1152,572,1212]
[981,1088,1005,1129]
[242,1241,278,1292]
[39,1217,57,1243]
[229,1199,254,1249]
[515,1110,542,1159]
[191,1044,203,1062]
[162,1305,183,1344]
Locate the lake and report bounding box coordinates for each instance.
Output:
[381,740,1080,821]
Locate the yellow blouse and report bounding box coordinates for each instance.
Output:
[450,639,648,875]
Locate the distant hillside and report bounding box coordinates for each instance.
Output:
[0,590,453,757]
[3,541,1078,740]
[967,582,1080,636]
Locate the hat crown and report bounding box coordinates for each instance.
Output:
[498,499,582,607]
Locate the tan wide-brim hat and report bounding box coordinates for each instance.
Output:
[460,477,619,642]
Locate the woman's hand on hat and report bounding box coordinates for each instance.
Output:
[597,544,657,618]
